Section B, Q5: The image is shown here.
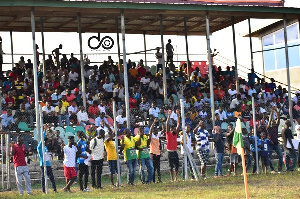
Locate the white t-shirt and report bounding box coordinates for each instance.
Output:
[63,145,78,167]
[68,106,78,116]
[228,89,237,97]
[116,115,126,124]
[89,137,104,160]
[69,72,78,82]
[180,132,193,154]
[295,125,300,140]
[155,52,163,65]
[149,107,160,118]
[149,81,159,90]
[230,98,239,109]
[98,105,106,114]
[42,106,54,114]
[103,82,114,92]
[77,111,89,123]
[141,77,150,85]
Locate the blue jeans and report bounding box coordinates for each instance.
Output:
[58,115,70,126]
[285,149,297,171]
[139,157,154,183]
[40,166,56,193]
[126,159,137,184]
[215,153,224,176]
[245,154,252,172]
[268,144,283,172]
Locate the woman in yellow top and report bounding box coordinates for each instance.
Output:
[120,128,137,185]
[104,131,119,187]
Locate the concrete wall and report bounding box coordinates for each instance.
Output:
[265,66,300,93]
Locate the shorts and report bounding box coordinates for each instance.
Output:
[231,153,239,163]
[197,149,209,165]
[261,155,269,167]
[63,165,77,180]
[168,151,179,171]
[108,160,118,174]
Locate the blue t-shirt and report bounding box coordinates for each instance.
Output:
[250,135,261,153]
[77,140,87,164]
[260,138,271,157]
[37,141,51,167]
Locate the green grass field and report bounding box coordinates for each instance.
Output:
[1,170,300,199]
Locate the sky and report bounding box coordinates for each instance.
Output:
[0,0,299,75]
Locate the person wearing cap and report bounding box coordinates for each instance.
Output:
[62,136,80,192]
[89,129,105,189]
[135,126,154,184]
[165,109,180,182]
[120,128,138,185]
[37,137,57,193]
[76,131,90,192]
[104,129,119,187]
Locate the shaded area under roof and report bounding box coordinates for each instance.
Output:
[0,1,299,35]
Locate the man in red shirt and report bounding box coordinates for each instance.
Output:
[165,109,180,182]
[137,63,146,77]
[5,91,15,109]
[88,101,100,119]
[11,136,32,195]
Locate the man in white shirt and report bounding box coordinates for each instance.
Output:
[68,100,78,123]
[155,47,163,73]
[62,136,80,192]
[148,77,159,95]
[77,106,91,127]
[89,130,105,189]
[42,102,57,124]
[103,78,114,98]
[228,85,237,99]
[69,68,78,82]
[116,111,127,130]
[149,102,160,119]
[230,94,241,110]
[215,107,227,122]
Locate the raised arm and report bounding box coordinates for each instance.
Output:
[175,109,181,132]
[166,110,172,132]
[275,109,280,125]
[193,121,203,134]
[267,109,274,128]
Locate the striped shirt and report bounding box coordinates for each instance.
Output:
[195,128,210,152]
[77,140,88,164]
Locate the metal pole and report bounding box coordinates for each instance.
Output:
[180,99,188,181]
[1,134,4,190]
[205,12,215,127]
[10,30,14,69]
[121,10,130,129]
[31,7,42,188]
[160,15,167,103]
[183,144,200,181]
[6,133,10,190]
[78,13,87,110]
[116,17,122,80]
[113,101,121,186]
[184,18,190,84]
[143,32,147,67]
[283,17,294,129]
[39,104,48,194]
[252,96,259,174]
[248,18,254,71]
[40,17,46,82]
[232,16,239,93]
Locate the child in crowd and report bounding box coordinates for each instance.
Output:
[260,132,271,174]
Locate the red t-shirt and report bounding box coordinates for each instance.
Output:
[88,105,99,116]
[13,144,27,167]
[166,131,178,151]
[53,81,60,89]
[5,97,15,107]
[129,98,137,108]
[66,94,76,102]
[137,67,146,77]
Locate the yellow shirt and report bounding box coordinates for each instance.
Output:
[54,106,67,115]
[62,100,69,108]
[121,136,137,161]
[135,135,150,159]
[104,140,117,161]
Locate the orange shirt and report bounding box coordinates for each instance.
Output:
[129,68,138,78]
[150,133,161,155]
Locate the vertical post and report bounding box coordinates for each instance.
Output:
[40,17,46,81]
[10,30,14,69]
[121,10,130,129]
[159,15,167,103]
[180,99,188,181]
[232,17,239,93]
[283,17,294,128]
[252,96,259,174]
[205,12,215,127]
[30,9,42,187]
[5,134,10,190]
[1,134,4,189]
[248,18,254,70]
[77,13,87,110]
[143,32,147,67]
[116,17,122,80]
[184,18,190,84]
[113,101,121,186]
[39,104,48,194]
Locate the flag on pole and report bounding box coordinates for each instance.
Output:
[233,118,244,155]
